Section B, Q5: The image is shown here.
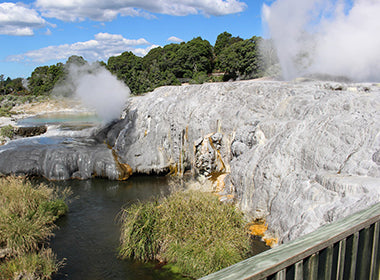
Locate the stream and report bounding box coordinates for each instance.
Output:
[12,113,187,279]
[44,176,187,280]
[6,113,269,279]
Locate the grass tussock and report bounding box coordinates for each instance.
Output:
[0,125,14,139]
[0,177,69,279]
[0,248,62,280]
[119,190,251,279]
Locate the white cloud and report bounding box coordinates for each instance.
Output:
[6,32,152,63]
[0,2,46,36]
[44,28,52,35]
[35,0,247,22]
[167,36,184,43]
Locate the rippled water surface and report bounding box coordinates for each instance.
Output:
[43,176,186,280]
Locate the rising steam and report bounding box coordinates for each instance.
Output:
[54,63,130,123]
[262,0,380,81]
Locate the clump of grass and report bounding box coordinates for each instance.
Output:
[0,106,13,117]
[119,190,251,279]
[0,125,14,139]
[0,248,62,280]
[0,177,69,279]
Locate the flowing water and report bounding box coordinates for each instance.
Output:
[43,176,187,280]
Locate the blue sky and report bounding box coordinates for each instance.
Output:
[0,0,272,79]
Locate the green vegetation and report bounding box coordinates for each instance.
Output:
[0,94,45,118]
[107,37,214,94]
[28,64,65,96]
[216,35,264,81]
[108,33,275,94]
[119,190,252,279]
[0,75,27,95]
[0,177,69,279]
[0,125,14,139]
[1,31,278,97]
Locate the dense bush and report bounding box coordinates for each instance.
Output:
[119,190,252,279]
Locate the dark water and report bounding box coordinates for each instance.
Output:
[44,176,186,280]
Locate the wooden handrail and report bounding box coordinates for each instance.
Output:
[200,203,380,280]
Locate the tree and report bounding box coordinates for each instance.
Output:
[107,51,145,94]
[177,37,213,79]
[214,31,243,57]
[217,36,263,80]
[0,74,5,95]
[28,62,65,95]
[66,55,87,67]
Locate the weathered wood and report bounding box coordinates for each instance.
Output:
[369,221,379,280]
[358,226,371,279]
[294,260,303,280]
[323,245,333,279]
[348,231,359,280]
[275,269,286,280]
[200,203,380,280]
[305,253,318,280]
[336,238,346,280]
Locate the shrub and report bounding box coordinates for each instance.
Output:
[119,190,251,279]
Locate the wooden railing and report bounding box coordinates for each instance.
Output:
[200,202,380,280]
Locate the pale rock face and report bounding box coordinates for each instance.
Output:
[112,80,380,243]
[0,80,379,243]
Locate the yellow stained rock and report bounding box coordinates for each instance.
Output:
[248,223,268,237]
[248,220,278,248]
[265,237,278,247]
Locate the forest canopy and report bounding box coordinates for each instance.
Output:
[1,32,277,96]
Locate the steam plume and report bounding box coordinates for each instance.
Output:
[54,63,130,123]
[262,0,380,81]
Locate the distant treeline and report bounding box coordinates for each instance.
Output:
[1,32,278,96]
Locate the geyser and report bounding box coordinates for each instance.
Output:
[262,0,380,81]
[56,63,130,123]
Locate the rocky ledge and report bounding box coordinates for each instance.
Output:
[1,79,379,243]
[105,79,380,243]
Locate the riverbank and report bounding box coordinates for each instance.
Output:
[0,177,69,279]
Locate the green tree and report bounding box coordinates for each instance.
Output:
[217,36,263,81]
[107,51,145,95]
[0,74,6,95]
[214,31,243,57]
[177,37,213,79]
[5,78,25,94]
[156,43,183,79]
[28,62,65,95]
[66,55,87,67]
